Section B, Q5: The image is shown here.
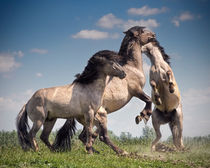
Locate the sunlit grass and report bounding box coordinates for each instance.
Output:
[0,130,210,168]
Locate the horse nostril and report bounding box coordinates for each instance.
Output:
[122,72,126,78]
[119,72,126,79]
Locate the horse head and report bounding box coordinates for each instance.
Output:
[95,56,126,79]
[123,26,156,45]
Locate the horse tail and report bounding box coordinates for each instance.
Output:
[52,118,76,151]
[16,104,31,150]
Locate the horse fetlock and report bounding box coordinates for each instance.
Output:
[135,115,142,124]
[151,145,156,152]
[86,145,94,154]
[99,135,105,142]
[154,95,162,105]
[119,150,129,156]
[169,83,175,93]
[32,139,39,151]
[150,80,156,88]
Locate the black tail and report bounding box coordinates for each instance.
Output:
[52,118,76,151]
[16,104,31,150]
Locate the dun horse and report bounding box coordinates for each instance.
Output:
[16,53,126,154]
[54,26,156,154]
[136,38,184,151]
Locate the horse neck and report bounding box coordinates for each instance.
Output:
[147,47,166,68]
[119,38,143,70]
[89,74,109,97]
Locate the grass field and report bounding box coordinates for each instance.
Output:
[0,130,210,168]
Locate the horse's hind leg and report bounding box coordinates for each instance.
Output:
[40,118,56,150]
[151,109,162,152]
[169,105,184,150]
[97,112,128,155]
[78,127,87,145]
[84,108,95,154]
[29,120,44,151]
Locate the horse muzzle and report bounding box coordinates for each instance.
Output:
[119,71,126,79]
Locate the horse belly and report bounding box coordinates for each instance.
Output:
[46,87,83,119]
[156,87,180,112]
[165,94,180,111]
[103,81,131,113]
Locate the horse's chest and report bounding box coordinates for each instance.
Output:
[103,78,131,112]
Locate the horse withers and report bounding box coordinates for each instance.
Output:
[16,53,126,154]
[136,37,184,151]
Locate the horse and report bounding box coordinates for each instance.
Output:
[16,52,126,154]
[137,38,184,151]
[53,26,156,154]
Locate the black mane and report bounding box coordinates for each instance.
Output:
[118,35,139,64]
[151,39,171,65]
[73,50,120,84]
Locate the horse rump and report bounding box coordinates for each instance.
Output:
[52,118,76,151]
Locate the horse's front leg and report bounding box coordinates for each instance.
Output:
[150,80,162,105]
[84,107,95,154]
[135,89,152,124]
[166,70,175,93]
[78,126,100,154]
[96,111,128,155]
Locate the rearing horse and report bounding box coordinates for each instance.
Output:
[54,27,156,154]
[138,38,184,151]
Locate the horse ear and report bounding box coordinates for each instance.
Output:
[123,30,139,37]
[123,26,146,37]
[123,30,129,34]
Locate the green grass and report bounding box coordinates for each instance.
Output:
[0,131,210,168]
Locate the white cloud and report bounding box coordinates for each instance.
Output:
[72,30,119,40]
[36,72,43,77]
[30,48,48,54]
[96,13,123,29]
[97,13,159,30]
[123,19,159,30]
[128,6,168,16]
[172,11,196,27]
[172,19,180,27]
[13,50,24,57]
[179,12,194,21]
[0,52,21,73]
[182,87,210,107]
[0,89,35,130]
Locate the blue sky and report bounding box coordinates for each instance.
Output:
[0,0,210,139]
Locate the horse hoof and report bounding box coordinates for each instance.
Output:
[93,148,100,154]
[143,117,149,124]
[119,151,129,156]
[155,98,162,105]
[135,116,142,124]
[169,83,175,93]
[169,87,175,93]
